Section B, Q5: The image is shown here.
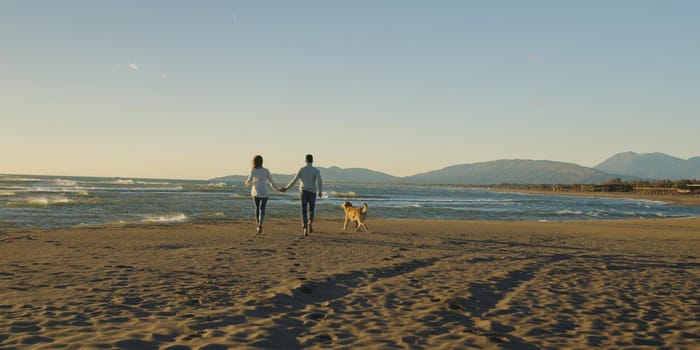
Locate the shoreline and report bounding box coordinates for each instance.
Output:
[4,199,700,234]
[2,218,699,349]
[4,206,700,234]
[489,187,700,207]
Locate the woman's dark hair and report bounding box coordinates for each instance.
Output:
[252,155,263,169]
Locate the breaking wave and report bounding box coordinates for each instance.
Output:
[393,203,422,208]
[556,210,583,215]
[0,176,42,182]
[30,187,89,196]
[110,179,135,185]
[142,213,188,223]
[8,196,75,207]
[197,212,226,219]
[53,179,77,186]
[330,191,357,198]
[136,180,170,185]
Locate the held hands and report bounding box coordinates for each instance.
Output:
[318,192,323,199]
[279,187,287,193]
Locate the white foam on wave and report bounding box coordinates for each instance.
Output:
[468,198,515,203]
[1,185,27,190]
[394,203,421,208]
[556,210,583,215]
[0,176,42,182]
[100,186,183,192]
[129,186,183,191]
[142,213,188,223]
[110,179,135,185]
[330,191,357,198]
[629,198,669,205]
[207,182,227,188]
[0,191,16,196]
[197,212,226,219]
[53,179,77,186]
[73,221,129,228]
[26,186,89,196]
[32,196,73,206]
[103,220,128,226]
[136,180,171,185]
[8,196,75,207]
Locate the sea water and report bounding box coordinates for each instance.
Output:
[1,174,698,231]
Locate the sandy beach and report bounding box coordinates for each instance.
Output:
[1,218,699,349]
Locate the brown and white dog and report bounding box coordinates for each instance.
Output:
[342,201,369,232]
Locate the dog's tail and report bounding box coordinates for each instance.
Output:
[362,202,368,214]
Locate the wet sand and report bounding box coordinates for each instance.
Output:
[1,218,699,349]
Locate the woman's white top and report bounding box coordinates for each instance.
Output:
[245,167,277,198]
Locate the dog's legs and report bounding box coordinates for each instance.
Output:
[343,216,348,231]
[362,223,369,232]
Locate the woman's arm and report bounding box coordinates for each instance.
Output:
[244,170,254,187]
[267,170,281,191]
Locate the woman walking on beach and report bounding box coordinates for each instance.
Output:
[244,155,281,234]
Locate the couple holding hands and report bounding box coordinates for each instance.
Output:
[244,154,322,236]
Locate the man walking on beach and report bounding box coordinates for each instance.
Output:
[281,154,322,236]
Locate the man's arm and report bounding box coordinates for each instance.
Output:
[316,169,323,198]
[284,170,301,191]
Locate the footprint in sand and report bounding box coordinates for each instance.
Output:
[18,335,53,345]
[305,312,327,321]
[284,237,311,282]
[10,321,41,333]
[114,338,159,350]
[310,333,333,345]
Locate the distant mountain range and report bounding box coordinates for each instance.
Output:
[594,152,700,180]
[211,166,402,186]
[403,159,623,185]
[212,152,699,185]
[212,167,399,185]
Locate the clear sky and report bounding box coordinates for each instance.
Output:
[2,1,698,179]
